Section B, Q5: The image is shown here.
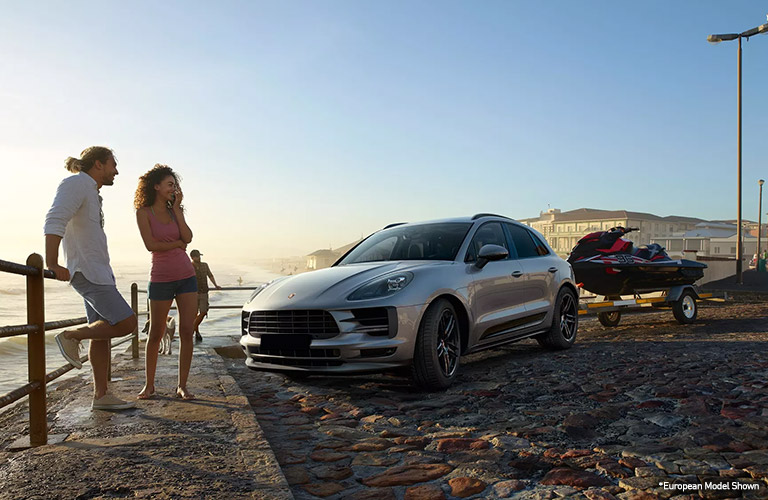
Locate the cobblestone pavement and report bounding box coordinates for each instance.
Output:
[225,301,768,500]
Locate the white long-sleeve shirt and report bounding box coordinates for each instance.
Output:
[44,172,115,285]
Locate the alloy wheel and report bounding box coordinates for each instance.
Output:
[436,309,460,378]
[559,293,577,341]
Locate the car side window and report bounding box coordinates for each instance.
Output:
[465,222,510,262]
[529,231,550,256]
[506,224,543,259]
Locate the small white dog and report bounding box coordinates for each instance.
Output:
[142,316,177,355]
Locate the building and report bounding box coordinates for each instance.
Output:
[519,208,703,256]
[306,249,337,270]
[305,238,365,271]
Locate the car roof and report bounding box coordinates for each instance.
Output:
[383,214,517,229]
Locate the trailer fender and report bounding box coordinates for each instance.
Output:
[666,285,700,302]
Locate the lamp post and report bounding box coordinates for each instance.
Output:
[708,17,768,284]
[759,179,765,269]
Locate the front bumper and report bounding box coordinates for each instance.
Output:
[239,304,423,374]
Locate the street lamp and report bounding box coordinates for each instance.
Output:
[759,179,765,270]
[708,17,768,284]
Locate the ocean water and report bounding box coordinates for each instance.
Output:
[0,261,280,396]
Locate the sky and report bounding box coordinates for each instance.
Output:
[1,1,768,267]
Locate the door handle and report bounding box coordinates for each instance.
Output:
[548,267,558,273]
[511,270,523,278]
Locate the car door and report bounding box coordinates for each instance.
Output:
[505,223,559,320]
[466,222,529,346]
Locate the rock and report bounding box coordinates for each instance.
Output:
[361,463,453,487]
[720,406,758,420]
[540,468,611,488]
[619,457,648,470]
[645,414,683,428]
[302,482,345,497]
[343,437,393,452]
[491,436,531,450]
[584,489,618,500]
[562,449,594,459]
[493,480,527,497]
[348,488,397,500]
[404,484,446,500]
[564,426,598,440]
[744,465,768,479]
[596,459,632,479]
[311,464,353,480]
[309,450,351,462]
[361,415,386,424]
[447,449,505,464]
[563,413,601,428]
[323,426,370,440]
[618,476,667,490]
[393,436,430,449]
[282,466,310,485]
[352,453,400,467]
[436,438,489,453]
[718,468,748,478]
[448,477,487,498]
[636,400,665,409]
[634,467,662,477]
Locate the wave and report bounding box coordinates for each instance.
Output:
[0,288,25,296]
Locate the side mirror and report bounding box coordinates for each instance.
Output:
[476,244,509,269]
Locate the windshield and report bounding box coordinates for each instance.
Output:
[338,223,473,265]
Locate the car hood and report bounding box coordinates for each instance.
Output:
[246,261,450,309]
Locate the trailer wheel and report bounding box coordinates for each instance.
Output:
[673,290,697,324]
[598,311,621,327]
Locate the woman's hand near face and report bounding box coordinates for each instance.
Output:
[173,188,183,211]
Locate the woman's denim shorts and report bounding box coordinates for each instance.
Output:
[148,276,198,301]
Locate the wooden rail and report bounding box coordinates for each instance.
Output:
[0,255,141,447]
[0,255,261,447]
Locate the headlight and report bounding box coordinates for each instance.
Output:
[247,277,288,303]
[348,272,413,301]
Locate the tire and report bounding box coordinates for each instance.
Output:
[598,311,621,327]
[411,298,461,391]
[673,290,697,324]
[537,287,579,350]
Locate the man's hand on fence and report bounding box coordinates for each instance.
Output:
[49,265,70,281]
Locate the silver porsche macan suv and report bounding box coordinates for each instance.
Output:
[240,214,579,390]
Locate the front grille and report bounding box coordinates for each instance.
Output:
[247,346,343,367]
[248,310,339,339]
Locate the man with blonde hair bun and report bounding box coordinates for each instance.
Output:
[44,146,138,410]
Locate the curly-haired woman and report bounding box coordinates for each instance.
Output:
[134,164,197,400]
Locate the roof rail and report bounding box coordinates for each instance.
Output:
[471,213,511,221]
[383,222,408,229]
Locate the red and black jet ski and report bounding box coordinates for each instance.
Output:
[567,227,707,296]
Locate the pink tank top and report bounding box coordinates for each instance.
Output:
[146,208,195,283]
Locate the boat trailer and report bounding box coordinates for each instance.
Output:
[578,284,727,327]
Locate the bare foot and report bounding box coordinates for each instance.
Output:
[175,386,195,400]
[137,386,155,400]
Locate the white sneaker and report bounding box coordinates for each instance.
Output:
[55,332,82,369]
[92,394,136,410]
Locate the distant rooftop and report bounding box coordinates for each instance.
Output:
[521,208,705,224]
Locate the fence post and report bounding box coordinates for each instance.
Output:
[131,283,139,359]
[26,253,47,447]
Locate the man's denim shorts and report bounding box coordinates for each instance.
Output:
[148,275,198,301]
[70,272,135,326]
